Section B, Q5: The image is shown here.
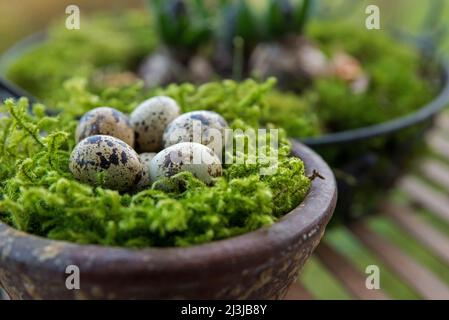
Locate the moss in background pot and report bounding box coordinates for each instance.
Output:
[262,22,437,136]
[6,10,156,104]
[0,79,312,248]
[4,10,436,136]
[307,22,437,132]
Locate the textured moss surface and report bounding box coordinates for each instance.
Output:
[6,11,155,104]
[265,22,436,137]
[0,79,311,248]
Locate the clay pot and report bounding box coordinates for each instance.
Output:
[0,141,336,300]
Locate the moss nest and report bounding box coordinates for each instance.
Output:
[0,79,311,248]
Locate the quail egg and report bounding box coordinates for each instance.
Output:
[137,152,157,189]
[130,96,181,153]
[149,142,222,184]
[69,135,143,191]
[140,152,157,165]
[163,110,229,156]
[75,107,134,147]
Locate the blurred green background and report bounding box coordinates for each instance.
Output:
[1,0,449,53]
[0,0,141,52]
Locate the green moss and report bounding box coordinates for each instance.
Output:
[6,11,156,104]
[251,23,436,137]
[307,22,435,133]
[264,90,321,137]
[0,79,311,248]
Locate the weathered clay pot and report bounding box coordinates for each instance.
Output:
[0,141,336,300]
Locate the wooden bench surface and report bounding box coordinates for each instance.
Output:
[286,113,449,300]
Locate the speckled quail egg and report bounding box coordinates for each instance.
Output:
[137,152,157,189]
[162,110,229,156]
[130,96,181,153]
[149,142,222,184]
[69,135,143,191]
[140,152,157,165]
[75,107,134,147]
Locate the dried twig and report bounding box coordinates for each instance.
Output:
[308,169,325,181]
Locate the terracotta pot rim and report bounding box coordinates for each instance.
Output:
[0,141,336,273]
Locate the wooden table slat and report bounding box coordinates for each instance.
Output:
[350,223,449,300]
[399,176,449,224]
[315,243,389,300]
[435,113,449,134]
[428,132,449,161]
[420,159,449,191]
[383,203,449,265]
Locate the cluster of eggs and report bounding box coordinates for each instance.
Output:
[69,96,228,191]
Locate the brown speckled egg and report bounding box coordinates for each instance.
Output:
[162,111,228,155]
[130,96,181,153]
[149,142,222,184]
[75,107,134,147]
[137,152,157,189]
[69,135,143,191]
